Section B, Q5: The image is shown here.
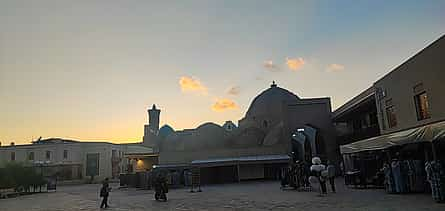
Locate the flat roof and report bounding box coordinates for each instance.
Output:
[191,154,290,167]
[332,86,375,119]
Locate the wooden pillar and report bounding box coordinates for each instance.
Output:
[424,144,430,161]
[431,142,438,161]
[385,151,391,163]
[237,163,241,183]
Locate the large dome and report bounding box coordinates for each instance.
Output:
[246,82,300,118]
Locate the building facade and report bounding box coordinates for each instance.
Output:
[334,34,445,146]
[143,82,338,183]
[0,138,153,182]
[374,35,445,135]
[333,87,380,146]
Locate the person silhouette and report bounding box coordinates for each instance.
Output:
[100,178,110,208]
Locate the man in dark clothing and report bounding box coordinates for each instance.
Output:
[154,172,168,201]
[100,178,110,208]
[327,160,336,193]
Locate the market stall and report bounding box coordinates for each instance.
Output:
[340,121,445,202]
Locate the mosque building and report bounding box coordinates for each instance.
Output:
[142,82,338,184]
[0,82,338,184]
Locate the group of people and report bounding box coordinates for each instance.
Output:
[281,156,337,196]
[98,171,169,209]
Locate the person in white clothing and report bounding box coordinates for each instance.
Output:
[310,157,327,195]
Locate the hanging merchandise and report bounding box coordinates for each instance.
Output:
[383,162,395,193]
[391,160,404,193]
[426,161,445,202]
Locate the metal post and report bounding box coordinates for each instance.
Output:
[237,163,241,183]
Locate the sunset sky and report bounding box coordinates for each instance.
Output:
[1,1,444,145]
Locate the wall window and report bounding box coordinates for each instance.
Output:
[414,92,431,120]
[46,151,51,160]
[10,152,15,161]
[63,150,68,159]
[28,152,34,160]
[386,106,397,128]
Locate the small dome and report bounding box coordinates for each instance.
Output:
[245,83,300,118]
[159,124,175,139]
[196,122,222,130]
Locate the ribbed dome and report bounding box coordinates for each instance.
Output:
[246,83,300,118]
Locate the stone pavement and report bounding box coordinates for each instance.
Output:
[0,179,444,211]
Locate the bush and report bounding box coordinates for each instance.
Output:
[0,163,47,192]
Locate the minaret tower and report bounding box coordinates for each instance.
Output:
[148,104,160,135]
[143,104,161,150]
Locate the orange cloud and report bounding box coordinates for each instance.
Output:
[286,57,305,71]
[211,98,238,112]
[179,76,207,95]
[326,63,345,72]
[263,60,280,72]
[226,86,241,96]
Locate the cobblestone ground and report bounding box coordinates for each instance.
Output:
[0,179,444,211]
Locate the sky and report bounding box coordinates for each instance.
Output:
[0,0,444,145]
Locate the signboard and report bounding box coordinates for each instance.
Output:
[86,153,100,177]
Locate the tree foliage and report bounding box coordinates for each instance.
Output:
[0,163,46,192]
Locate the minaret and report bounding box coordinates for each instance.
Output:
[143,104,161,150]
[148,104,160,135]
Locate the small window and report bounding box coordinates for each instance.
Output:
[414,92,431,120]
[28,152,34,160]
[386,106,397,128]
[11,152,15,161]
[263,120,268,128]
[46,151,51,160]
[63,150,68,159]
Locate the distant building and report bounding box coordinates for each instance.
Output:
[144,82,337,184]
[1,83,339,185]
[0,138,153,182]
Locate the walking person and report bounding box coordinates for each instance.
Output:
[327,160,336,193]
[310,157,327,196]
[100,178,111,209]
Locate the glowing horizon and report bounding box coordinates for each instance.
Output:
[1,1,444,145]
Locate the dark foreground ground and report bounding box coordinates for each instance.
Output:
[0,179,443,211]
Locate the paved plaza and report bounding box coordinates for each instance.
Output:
[0,179,443,211]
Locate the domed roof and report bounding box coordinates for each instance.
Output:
[246,82,300,118]
[159,124,175,139]
[196,122,222,130]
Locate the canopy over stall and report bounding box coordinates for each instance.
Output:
[340,121,445,154]
[191,154,290,167]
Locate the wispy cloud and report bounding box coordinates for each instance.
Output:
[179,76,208,95]
[326,63,345,72]
[211,98,238,112]
[226,86,241,96]
[263,60,281,72]
[286,57,305,71]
